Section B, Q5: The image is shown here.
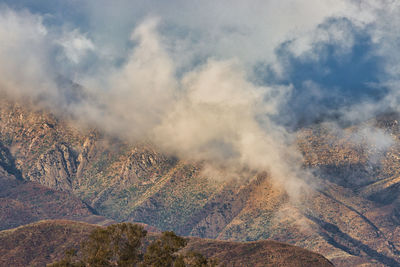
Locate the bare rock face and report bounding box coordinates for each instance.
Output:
[0,143,22,179]
[0,144,14,173]
[28,143,77,191]
[76,134,96,178]
[119,146,171,185]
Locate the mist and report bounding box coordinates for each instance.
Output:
[1,1,400,198]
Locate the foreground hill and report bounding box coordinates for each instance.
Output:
[2,95,400,265]
[0,220,334,267]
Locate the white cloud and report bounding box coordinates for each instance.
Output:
[57,29,95,64]
[0,8,55,101]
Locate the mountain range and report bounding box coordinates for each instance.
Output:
[2,95,400,266]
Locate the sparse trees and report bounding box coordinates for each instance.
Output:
[82,223,147,266]
[141,231,187,267]
[48,223,217,267]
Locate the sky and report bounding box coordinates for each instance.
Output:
[0,0,399,191]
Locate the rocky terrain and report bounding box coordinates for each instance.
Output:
[0,220,334,267]
[2,95,400,266]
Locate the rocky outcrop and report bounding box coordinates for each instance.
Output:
[119,146,174,185]
[28,143,77,191]
[0,143,21,179]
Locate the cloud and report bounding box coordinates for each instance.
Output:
[94,17,177,139]
[4,0,366,72]
[0,7,55,101]
[0,8,95,111]
[56,29,95,64]
[262,5,399,127]
[80,19,303,191]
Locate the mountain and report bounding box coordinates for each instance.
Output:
[0,220,334,267]
[2,95,400,266]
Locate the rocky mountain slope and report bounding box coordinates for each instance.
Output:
[0,220,334,267]
[2,95,400,266]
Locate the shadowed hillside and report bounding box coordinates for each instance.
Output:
[0,166,113,230]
